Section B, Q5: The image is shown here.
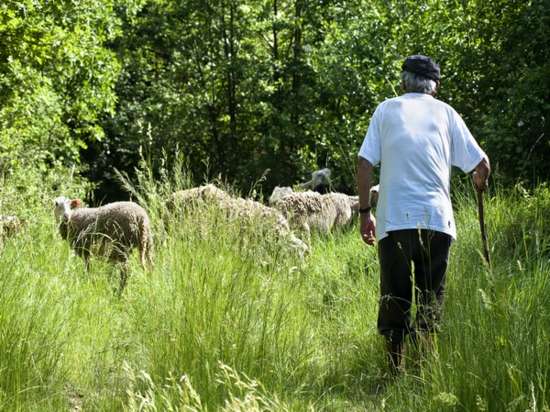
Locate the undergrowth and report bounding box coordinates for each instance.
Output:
[0,166,548,411]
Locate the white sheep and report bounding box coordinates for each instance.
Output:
[54,197,153,291]
[270,190,359,238]
[270,183,378,207]
[168,184,309,257]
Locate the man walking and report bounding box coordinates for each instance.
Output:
[357,55,490,373]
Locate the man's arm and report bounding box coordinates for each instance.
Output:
[472,157,491,192]
[357,156,376,245]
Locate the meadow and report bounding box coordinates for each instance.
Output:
[0,169,549,411]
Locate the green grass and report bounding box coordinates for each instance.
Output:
[0,170,548,411]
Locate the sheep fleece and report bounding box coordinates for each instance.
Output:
[273,191,354,234]
[60,202,152,264]
[169,185,308,256]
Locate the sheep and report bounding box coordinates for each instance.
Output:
[298,168,332,193]
[54,197,153,292]
[270,190,359,238]
[167,184,309,258]
[167,184,232,210]
[271,183,378,208]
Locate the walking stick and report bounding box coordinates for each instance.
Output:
[476,189,490,266]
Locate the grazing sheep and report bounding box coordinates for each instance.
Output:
[54,197,153,292]
[271,183,377,207]
[0,215,22,248]
[299,168,332,193]
[168,184,309,257]
[270,190,359,238]
[167,184,232,210]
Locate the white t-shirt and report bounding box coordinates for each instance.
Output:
[358,93,487,240]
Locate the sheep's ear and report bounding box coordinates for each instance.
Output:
[70,199,83,209]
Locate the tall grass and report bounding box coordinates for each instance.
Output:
[0,166,548,411]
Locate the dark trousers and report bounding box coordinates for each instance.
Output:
[377,229,452,344]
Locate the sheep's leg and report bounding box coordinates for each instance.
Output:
[81,250,91,272]
[139,243,146,269]
[118,264,129,295]
[302,223,312,244]
[145,245,154,270]
[139,237,153,270]
[75,242,91,271]
[138,222,153,271]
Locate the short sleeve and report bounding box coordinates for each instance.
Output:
[450,110,487,173]
[358,105,382,166]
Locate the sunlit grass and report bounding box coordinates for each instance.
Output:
[0,169,548,410]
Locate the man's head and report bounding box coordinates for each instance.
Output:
[401,55,440,95]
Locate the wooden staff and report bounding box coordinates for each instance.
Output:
[477,189,490,266]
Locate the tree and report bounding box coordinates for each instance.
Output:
[0,0,122,175]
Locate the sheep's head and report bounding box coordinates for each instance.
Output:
[311,168,331,187]
[348,195,360,212]
[268,186,293,205]
[54,196,83,222]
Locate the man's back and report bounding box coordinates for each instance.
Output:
[359,92,485,240]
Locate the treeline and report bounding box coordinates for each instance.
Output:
[1,0,548,200]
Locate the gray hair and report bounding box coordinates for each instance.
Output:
[401,70,437,94]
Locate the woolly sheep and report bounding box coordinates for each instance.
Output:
[168,184,309,257]
[271,183,378,207]
[54,197,153,291]
[270,190,359,238]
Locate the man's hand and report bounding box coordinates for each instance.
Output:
[472,157,490,192]
[360,212,376,245]
[472,171,487,192]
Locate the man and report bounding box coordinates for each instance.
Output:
[356,55,490,374]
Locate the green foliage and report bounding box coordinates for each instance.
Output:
[2,0,547,194]
[487,183,550,263]
[0,1,548,195]
[76,0,548,200]
[0,165,90,410]
[0,0,121,173]
[0,250,68,409]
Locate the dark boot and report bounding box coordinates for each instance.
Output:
[386,340,404,375]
